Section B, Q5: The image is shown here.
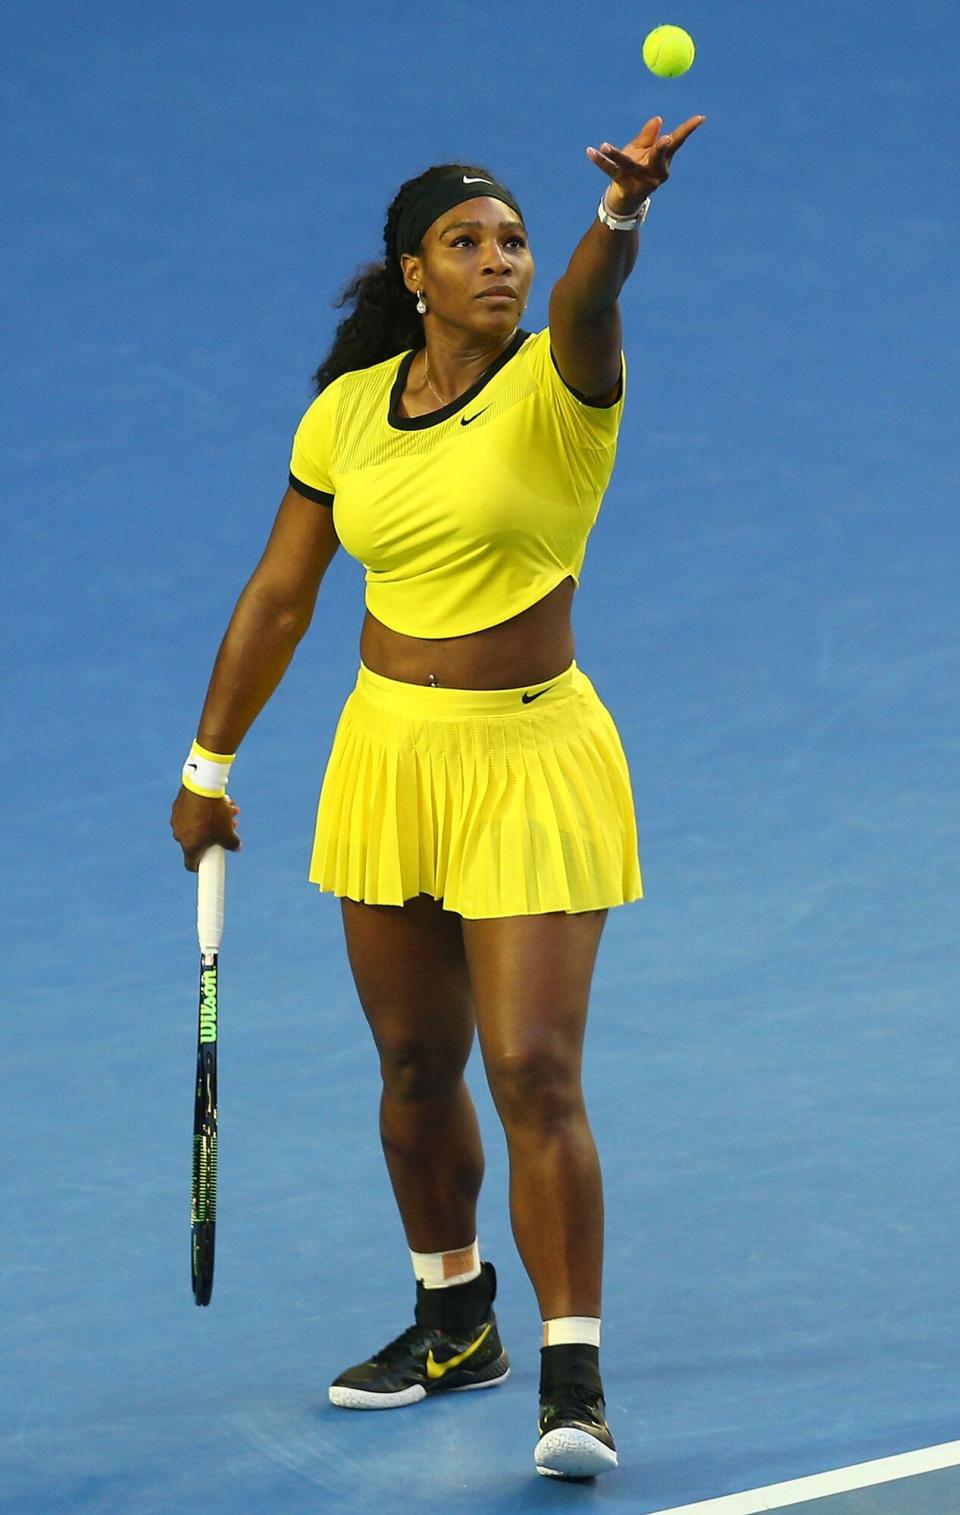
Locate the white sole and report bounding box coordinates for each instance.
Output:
[329,1365,510,1410]
[535,1427,619,1478]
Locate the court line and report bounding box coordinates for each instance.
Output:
[645,1439,960,1514]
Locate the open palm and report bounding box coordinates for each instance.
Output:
[588,115,705,213]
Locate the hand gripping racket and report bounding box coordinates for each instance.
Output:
[191,844,225,1305]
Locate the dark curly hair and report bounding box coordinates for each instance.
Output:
[311,162,500,395]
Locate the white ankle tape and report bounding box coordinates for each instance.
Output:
[410,1240,481,1289]
[543,1316,601,1347]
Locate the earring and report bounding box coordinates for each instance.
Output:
[416,290,427,315]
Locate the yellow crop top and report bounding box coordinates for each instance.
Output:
[288,326,626,639]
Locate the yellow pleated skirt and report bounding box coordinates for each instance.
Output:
[309,659,643,919]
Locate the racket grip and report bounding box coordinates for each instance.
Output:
[197,844,226,955]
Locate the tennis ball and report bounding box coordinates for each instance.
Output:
[642,24,696,77]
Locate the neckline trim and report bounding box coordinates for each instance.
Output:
[388,328,530,431]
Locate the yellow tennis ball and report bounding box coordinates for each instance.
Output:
[642,24,696,77]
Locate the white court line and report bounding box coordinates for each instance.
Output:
[646,1439,960,1514]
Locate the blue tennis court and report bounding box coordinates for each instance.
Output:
[2,1,958,1510]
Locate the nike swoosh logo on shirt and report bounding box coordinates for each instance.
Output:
[186,762,198,770]
[461,408,489,426]
[426,1322,493,1381]
[522,686,555,703]
[462,175,492,185]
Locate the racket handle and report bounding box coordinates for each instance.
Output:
[197,844,226,955]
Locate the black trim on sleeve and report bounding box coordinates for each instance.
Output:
[289,472,334,507]
[550,348,624,408]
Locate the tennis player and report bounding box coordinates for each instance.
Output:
[171,113,704,1480]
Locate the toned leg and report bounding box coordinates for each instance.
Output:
[461,909,608,1320]
[340,892,483,1253]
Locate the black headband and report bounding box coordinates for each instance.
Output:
[394,170,524,260]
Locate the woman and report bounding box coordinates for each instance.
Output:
[171,112,704,1480]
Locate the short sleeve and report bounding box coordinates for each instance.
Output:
[289,382,338,504]
[530,327,626,450]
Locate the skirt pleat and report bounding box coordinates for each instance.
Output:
[309,660,643,918]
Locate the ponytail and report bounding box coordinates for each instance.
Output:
[311,162,498,395]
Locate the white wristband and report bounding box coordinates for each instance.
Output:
[598,191,650,231]
[182,740,235,798]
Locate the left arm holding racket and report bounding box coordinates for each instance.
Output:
[171,488,341,1304]
[169,485,341,870]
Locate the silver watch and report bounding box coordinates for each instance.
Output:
[597,193,650,231]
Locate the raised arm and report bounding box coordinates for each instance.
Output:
[170,486,340,869]
[548,114,706,402]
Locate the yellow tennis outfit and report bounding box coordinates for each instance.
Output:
[288,326,643,918]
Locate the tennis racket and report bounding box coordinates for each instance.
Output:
[191,843,225,1306]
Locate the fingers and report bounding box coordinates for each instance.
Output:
[586,145,619,178]
[624,117,662,149]
[587,130,703,194]
[594,114,705,173]
[183,831,242,872]
[599,142,651,174]
[666,114,707,152]
[599,118,661,168]
[172,790,242,870]
[217,805,242,854]
[222,795,242,851]
[584,115,657,172]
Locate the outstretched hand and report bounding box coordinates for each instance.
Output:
[588,115,706,214]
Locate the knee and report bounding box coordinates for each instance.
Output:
[378,1039,463,1104]
[485,1046,583,1131]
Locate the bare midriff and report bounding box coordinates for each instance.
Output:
[359,575,576,690]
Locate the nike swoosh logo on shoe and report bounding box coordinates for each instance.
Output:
[426,1322,493,1380]
[522,686,555,703]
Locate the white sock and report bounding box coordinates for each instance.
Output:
[543,1316,601,1348]
[410,1239,481,1289]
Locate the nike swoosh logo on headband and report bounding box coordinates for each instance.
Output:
[462,175,492,185]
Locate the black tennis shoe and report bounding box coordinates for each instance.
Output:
[328,1261,510,1409]
[534,1344,618,1478]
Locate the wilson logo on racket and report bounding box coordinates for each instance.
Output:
[199,966,218,1044]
